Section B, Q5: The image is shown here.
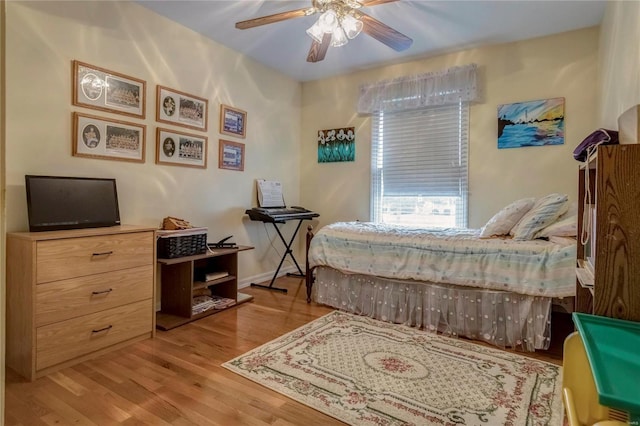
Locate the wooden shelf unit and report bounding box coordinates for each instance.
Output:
[156,246,254,330]
[575,144,640,320]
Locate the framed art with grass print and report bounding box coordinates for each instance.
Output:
[72,60,146,118]
[220,104,247,138]
[73,112,146,163]
[218,139,245,171]
[156,127,208,169]
[156,85,208,132]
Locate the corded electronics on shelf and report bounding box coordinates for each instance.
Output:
[208,235,236,248]
[574,129,618,249]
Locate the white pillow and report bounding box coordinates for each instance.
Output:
[560,201,578,219]
[479,197,536,238]
[535,214,577,238]
[510,193,569,240]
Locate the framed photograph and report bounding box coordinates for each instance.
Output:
[73,112,146,162]
[156,85,208,132]
[218,139,245,171]
[156,127,207,169]
[220,104,247,138]
[72,60,146,118]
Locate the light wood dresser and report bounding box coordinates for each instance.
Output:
[6,225,156,381]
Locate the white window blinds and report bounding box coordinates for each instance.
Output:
[371,102,469,228]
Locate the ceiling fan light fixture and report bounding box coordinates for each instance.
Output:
[306,21,325,43]
[319,9,338,32]
[331,26,348,47]
[341,14,363,39]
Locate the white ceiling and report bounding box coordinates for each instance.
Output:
[137,0,606,82]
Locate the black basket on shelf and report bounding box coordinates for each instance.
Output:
[157,229,207,259]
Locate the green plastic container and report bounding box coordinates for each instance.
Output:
[572,312,640,421]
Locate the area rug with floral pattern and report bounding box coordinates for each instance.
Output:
[222,311,562,425]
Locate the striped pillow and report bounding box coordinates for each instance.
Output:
[510,193,569,240]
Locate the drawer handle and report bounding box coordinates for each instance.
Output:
[91,288,113,295]
[92,325,113,333]
[92,251,113,257]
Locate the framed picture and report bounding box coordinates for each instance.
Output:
[498,97,565,149]
[73,112,146,162]
[220,104,247,138]
[218,139,245,171]
[156,85,208,132]
[72,60,146,118]
[156,127,207,169]
[318,127,355,163]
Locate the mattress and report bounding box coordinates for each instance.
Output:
[308,221,576,298]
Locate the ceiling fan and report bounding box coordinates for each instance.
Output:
[235,0,413,63]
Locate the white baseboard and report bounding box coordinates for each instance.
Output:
[238,265,298,289]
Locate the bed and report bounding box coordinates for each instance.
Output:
[305,205,577,352]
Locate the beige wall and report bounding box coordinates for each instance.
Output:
[599,0,640,127]
[300,27,600,229]
[4,1,303,284]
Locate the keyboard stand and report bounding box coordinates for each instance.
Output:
[250,218,307,293]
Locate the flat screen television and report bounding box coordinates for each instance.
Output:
[25,175,121,232]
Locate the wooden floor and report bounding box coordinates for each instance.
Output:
[4,276,567,425]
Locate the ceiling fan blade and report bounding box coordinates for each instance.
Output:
[236,8,310,30]
[359,0,400,7]
[360,13,413,51]
[307,33,332,63]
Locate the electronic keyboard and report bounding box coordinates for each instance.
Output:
[245,206,319,223]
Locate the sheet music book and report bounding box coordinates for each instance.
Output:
[257,179,285,208]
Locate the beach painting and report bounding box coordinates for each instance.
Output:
[498,97,565,149]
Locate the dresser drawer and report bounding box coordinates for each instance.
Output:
[35,265,153,327]
[36,231,154,283]
[36,299,152,371]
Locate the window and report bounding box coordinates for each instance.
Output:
[371,101,469,228]
[359,64,477,228]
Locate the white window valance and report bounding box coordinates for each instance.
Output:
[357,63,479,115]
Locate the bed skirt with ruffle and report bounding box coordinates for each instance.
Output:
[313,266,552,351]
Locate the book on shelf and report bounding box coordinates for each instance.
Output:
[576,259,594,288]
[192,294,236,315]
[210,295,236,309]
[205,271,229,281]
[192,295,216,315]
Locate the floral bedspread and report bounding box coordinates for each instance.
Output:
[308,221,576,297]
